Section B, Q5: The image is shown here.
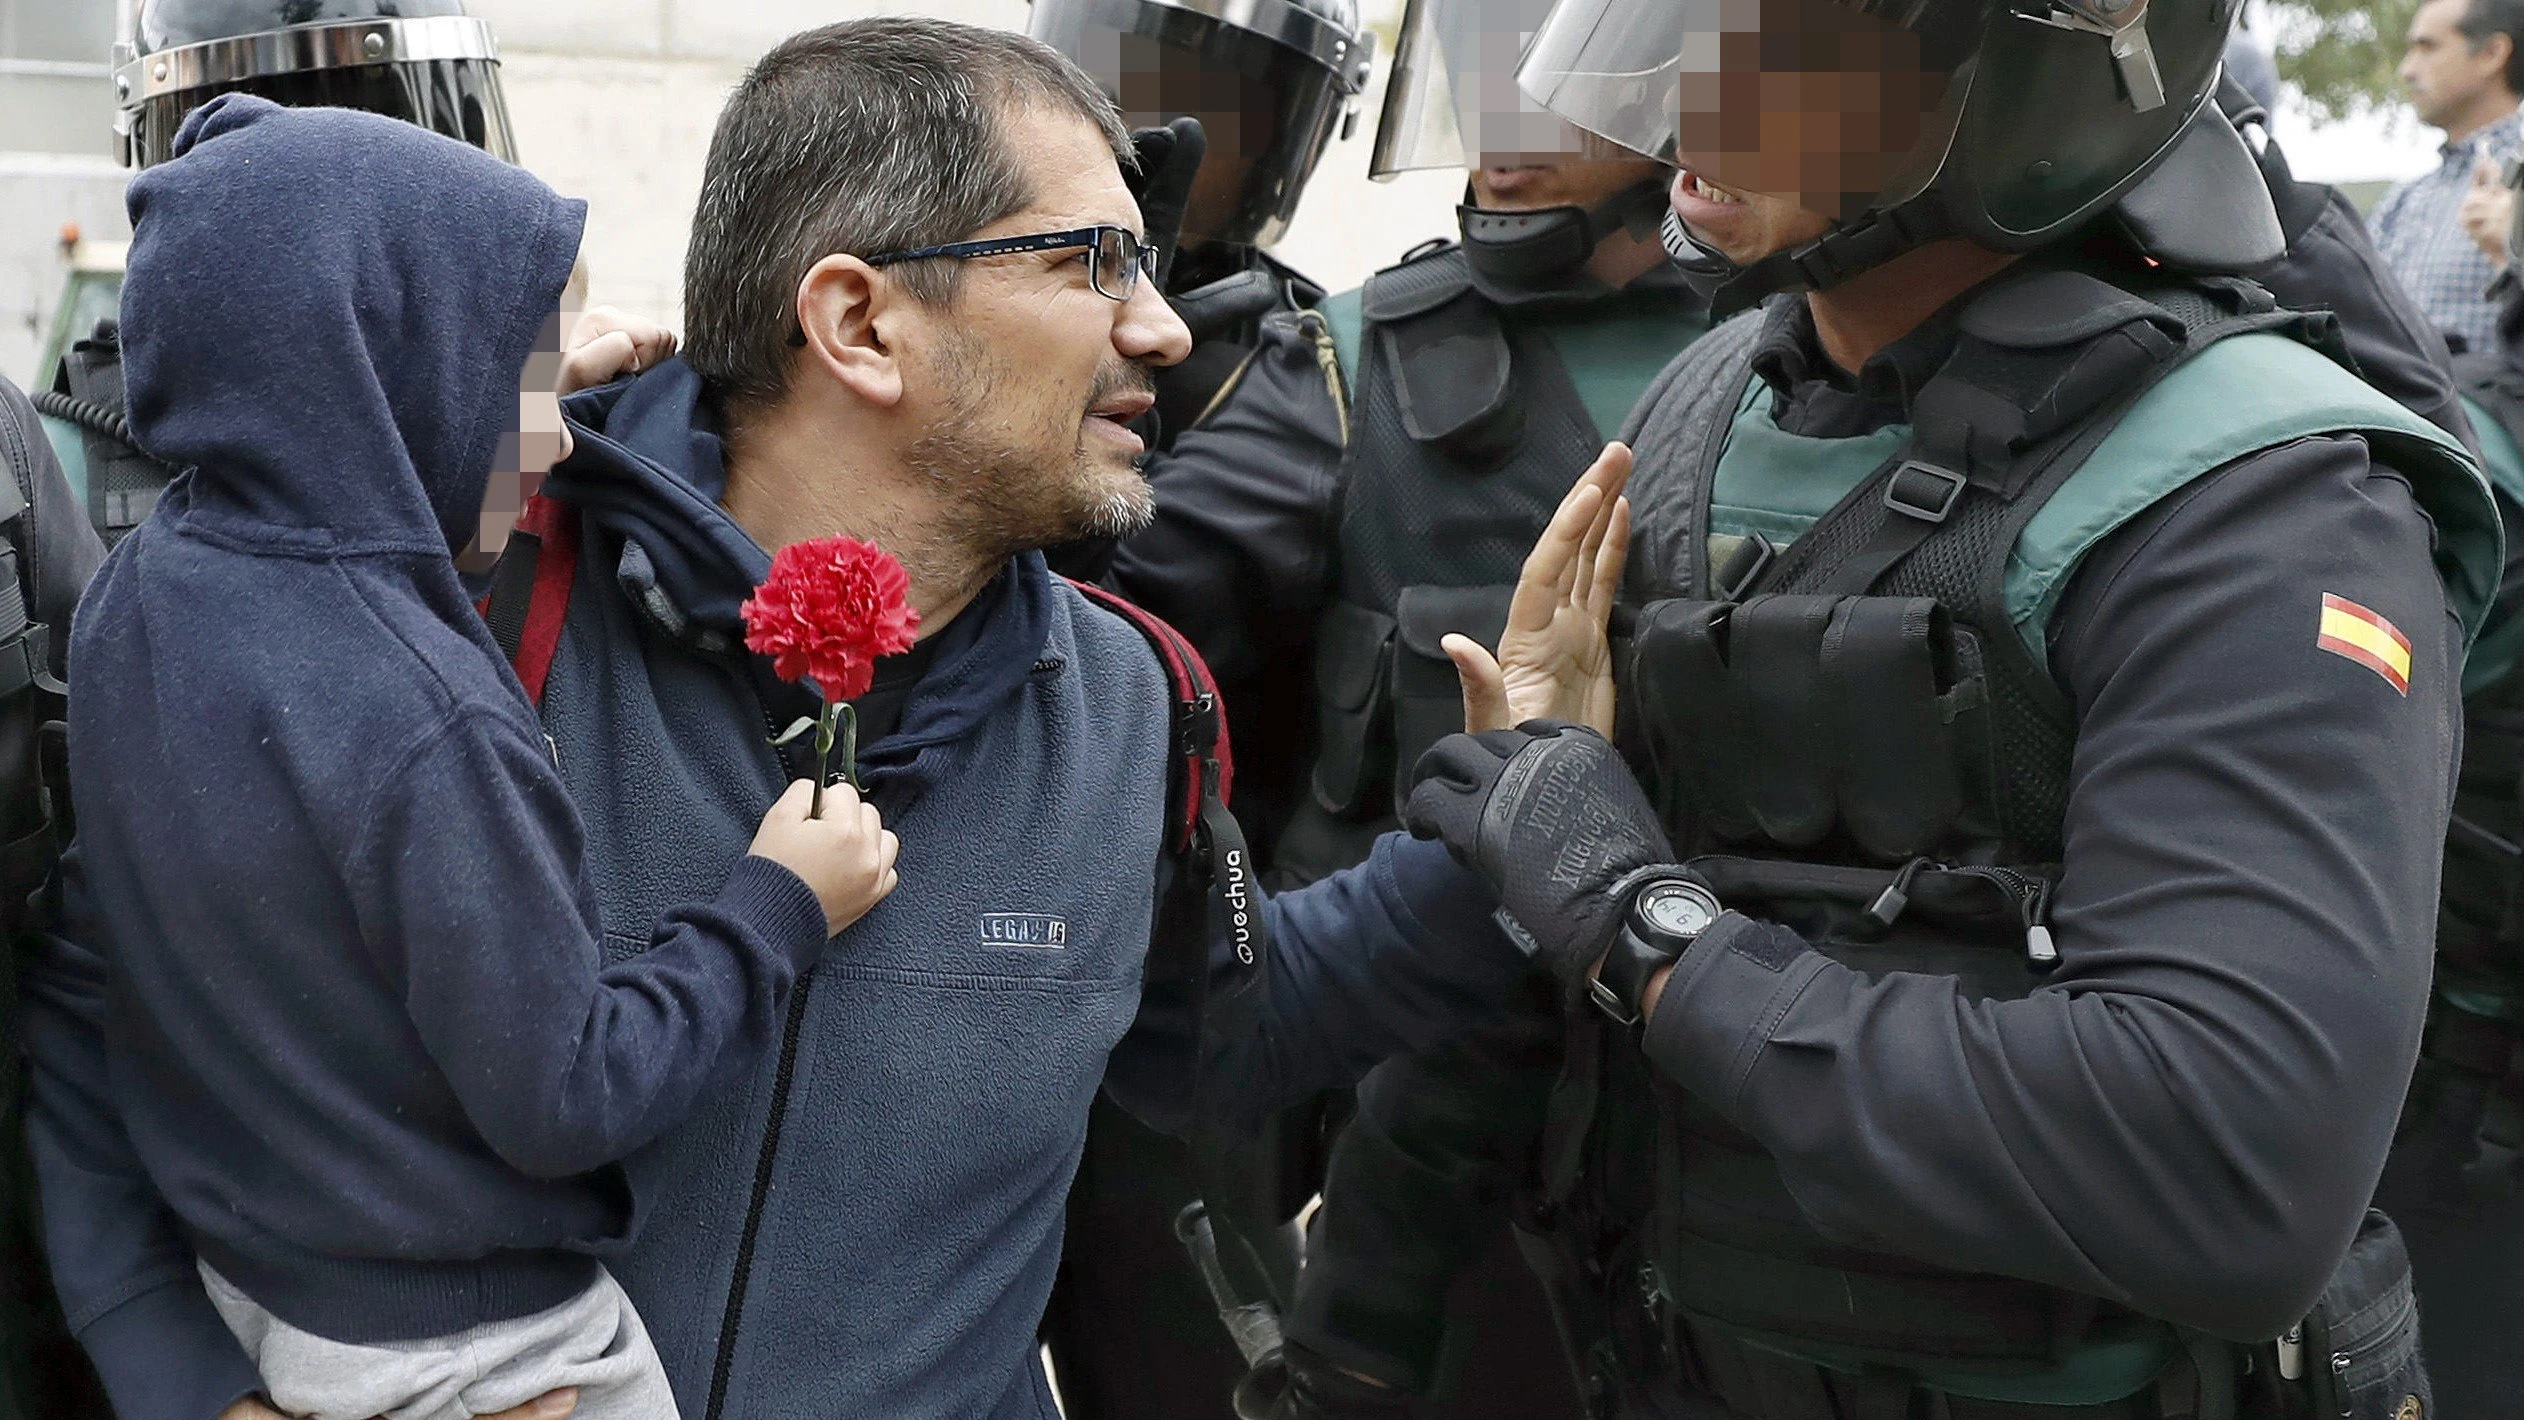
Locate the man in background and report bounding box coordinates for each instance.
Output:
[2374,0,2524,352]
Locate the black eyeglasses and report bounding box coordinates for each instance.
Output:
[866,225,1158,302]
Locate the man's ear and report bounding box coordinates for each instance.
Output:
[795,255,905,408]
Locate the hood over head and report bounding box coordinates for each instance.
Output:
[120,93,585,557]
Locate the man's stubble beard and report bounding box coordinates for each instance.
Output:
[901,330,1157,570]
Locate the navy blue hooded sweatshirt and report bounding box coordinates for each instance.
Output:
[50,96,833,1348]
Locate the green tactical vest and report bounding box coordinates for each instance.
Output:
[1713,332,2496,660]
[1578,274,2502,1413]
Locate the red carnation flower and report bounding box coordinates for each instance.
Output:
[741,536,920,702]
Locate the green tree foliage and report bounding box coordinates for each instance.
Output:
[2266,0,2421,123]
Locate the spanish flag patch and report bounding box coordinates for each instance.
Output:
[2317,593,2412,696]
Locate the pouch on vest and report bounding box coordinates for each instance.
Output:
[1376,293,1524,465]
[2255,1210,2429,1420]
[1310,600,1394,817]
[1626,594,1999,863]
[1389,584,1514,814]
[58,324,173,544]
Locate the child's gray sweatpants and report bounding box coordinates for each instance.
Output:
[201,1261,678,1420]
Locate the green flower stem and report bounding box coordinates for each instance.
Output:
[807,700,861,819]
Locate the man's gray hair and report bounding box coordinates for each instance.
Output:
[684,16,1132,406]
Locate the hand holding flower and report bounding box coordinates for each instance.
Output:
[741,536,921,814]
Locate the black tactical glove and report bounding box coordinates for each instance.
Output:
[1403,720,1677,996]
[1235,1345,1419,1420]
[1127,116,1207,290]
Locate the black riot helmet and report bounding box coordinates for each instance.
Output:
[1030,0,1374,251]
[115,0,517,170]
[1516,0,2270,312]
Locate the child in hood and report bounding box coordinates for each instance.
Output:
[64,95,898,1419]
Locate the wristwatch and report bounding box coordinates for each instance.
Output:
[1589,875,1723,1028]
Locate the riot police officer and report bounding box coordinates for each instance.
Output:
[36,0,519,545]
[1090,3,1705,1415]
[1026,6,1376,1416]
[2382,153,2524,1419]
[1365,2,2505,1417]
[1030,0,1374,447]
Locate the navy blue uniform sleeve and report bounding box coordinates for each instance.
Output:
[1107,833,1528,1136]
[1284,980,1563,1390]
[1640,435,2459,1342]
[22,846,262,1420]
[1106,311,1346,688]
[354,709,830,1179]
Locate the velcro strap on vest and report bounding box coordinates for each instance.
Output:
[1389,584,1513,813]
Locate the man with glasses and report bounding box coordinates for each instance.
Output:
[20,19,1564,1420]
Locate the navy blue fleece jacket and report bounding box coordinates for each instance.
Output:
[24,176,1529,1420]
[31,95,833,1357]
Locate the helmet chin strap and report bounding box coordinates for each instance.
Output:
[1665,196,1953,320]
[1456,179,1673,303]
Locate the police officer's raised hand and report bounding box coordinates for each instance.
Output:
[1445,442,1631,736]
[1403,720,1672,996]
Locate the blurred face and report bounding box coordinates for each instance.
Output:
[2403,0,2517,129]
[1104,37,1284,249]
[1468,155,1666,212]
[1664,0,1949,265]
[459,306,575,576]
[887,107,1192,557]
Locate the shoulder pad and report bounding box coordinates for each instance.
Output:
[1362,245,1474,323]
[1957,269,2182,350]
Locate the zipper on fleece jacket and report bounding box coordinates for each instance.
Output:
[702,679,823,1420]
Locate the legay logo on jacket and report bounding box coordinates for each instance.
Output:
[980,913,1070,949]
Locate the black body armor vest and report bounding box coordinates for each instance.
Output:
[1158,248,1325,452]
[2432,352,2524,1115]
[1280,247,1701,884]
[1547,268,2355,1415]
[41,322,175,546]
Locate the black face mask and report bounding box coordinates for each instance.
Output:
[1456,179,1672,305]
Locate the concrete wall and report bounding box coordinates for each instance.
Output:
[0,153,129,385]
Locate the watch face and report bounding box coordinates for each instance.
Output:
[1637,880,1720,939]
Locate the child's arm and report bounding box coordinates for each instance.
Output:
[350,711,892,1179]
[20,846,266,1420]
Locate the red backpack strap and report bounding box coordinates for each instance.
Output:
[1062,578,1232,856]
[477,494,580,707]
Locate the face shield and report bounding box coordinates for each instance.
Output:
[1370,0,1607,178]
[115,12,515,169]
[1513,0,1984,222]
[1517,0,2202,237]
[1031,0,1372,249]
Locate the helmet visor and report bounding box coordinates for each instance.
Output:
[124,54,516,169]
[1515,0,1972,220]
[1370,0,1608,178]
